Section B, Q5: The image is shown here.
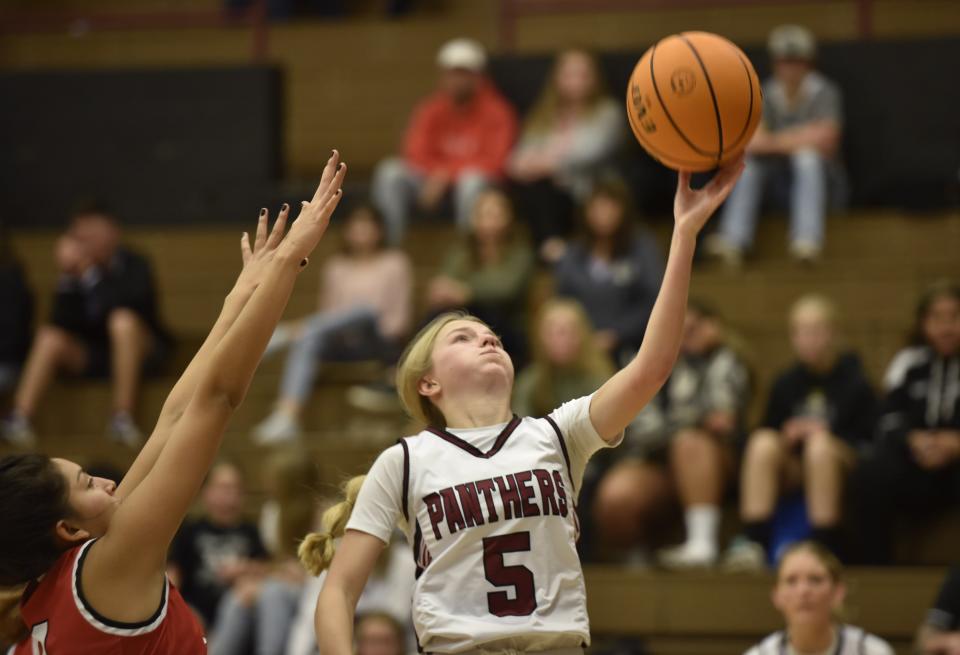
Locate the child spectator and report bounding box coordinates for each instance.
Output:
[168,461,269,630]
[372,38,518,243]
[253,204,413,443]
[727,295,875,568]
[916,567,960,655]
[854,281,960,564]
[744,541,893,655]
[508,47,625,259]
[554,179,663,364]
[593,302,750,566]
[0,228,33,398]
[705,25,845,266]
[1,201,169,446]
[424,188,534,366]
[513,298,614,418]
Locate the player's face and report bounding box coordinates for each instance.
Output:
[471,192,512,242]
[554,51,596,104]
[773,550,843,626]
[344,208,384,255]
[201,464,246,527]
[541,307,583,367]
[923,295,960,357]
[52,458,120,539]
[585,195,624,238]
[790,307,834,368]
[356,617,404,655]
[427,320,514,394]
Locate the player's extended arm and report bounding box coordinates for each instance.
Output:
[115,206,290,501]
[315,530,385,655]
[590,159,744,442]
[95,153,346,574]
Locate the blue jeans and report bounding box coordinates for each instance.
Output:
[717,148,841,250]
[371,157,492,244]
[278,306,382,403]
[208,578,302,655]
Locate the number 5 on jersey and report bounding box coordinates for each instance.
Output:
[483,532,538,617]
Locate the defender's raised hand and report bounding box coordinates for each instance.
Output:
[283,150,347,265]
[235,203,291,292]
[673,156,744,238]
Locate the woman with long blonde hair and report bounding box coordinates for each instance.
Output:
[300,161,744,655]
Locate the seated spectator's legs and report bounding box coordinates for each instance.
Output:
[107,308,154,419]
[253,578,301,655]
[740,429,792,552]
[789,148,827,253]
[716,155,770,251]
[802,430,853,552]
[663,428,729,564]
[372,157,422,244]
[14,325,87,419]
[593,459,672,550]
[453,168,493,233]
[207,589,254,655]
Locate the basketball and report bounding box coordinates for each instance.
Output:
[626,31,762,171]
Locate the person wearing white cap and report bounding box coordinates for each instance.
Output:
[371,38,518,244]
[705,24,846,267]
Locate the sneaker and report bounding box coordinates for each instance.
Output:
[702,233,744,269]
[1,413,36,447]
[252,411,301,445]
[657,541,717,570]
[789,240,821,265]
[108,412,144,448]
[347,382,403,414]
[721,537,767,573]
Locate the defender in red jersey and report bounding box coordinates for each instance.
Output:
[0,153,347,654]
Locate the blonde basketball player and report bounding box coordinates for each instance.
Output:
[299,159,744,655]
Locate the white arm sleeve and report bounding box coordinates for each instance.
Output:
[345,444,406,545]
[548,394,623,491]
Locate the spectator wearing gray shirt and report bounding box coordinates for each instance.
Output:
[705,25,845,267]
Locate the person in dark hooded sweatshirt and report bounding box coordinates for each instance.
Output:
[724,295,875,569]
[853,280,960,564]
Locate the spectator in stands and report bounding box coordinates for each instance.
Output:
[372,38,518,244]
[508,47,625,261]
[854,281,960,564]
[207,449,321,655]
[916,567,960,655]
[705,25,845,267]
[745,541,893,655]
[726,295,875,568]
[355,612,408,655]
[593,301,750,567]
[423,188,534,366]
[1,201,169,447]
[253,203,413,443]
[513,298,614,417]
[168,461,270,631]
[554,178,663,365]
[0,228,33,397]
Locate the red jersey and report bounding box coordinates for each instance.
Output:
[12,539,206,655]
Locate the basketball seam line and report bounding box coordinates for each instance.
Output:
[648,42,717,160]
[679,34,724,163]
[626,90,715,169]
[726,49,757,152]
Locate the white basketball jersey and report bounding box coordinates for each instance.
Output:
[398,415,589,653]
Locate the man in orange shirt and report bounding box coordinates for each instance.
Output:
[372,38,518,244]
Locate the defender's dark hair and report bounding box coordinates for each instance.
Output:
[0,454,72,586]
[909,279,960,346]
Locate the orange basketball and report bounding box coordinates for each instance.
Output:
[626,31,762,172]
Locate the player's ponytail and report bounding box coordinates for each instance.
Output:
[298,474,366,575]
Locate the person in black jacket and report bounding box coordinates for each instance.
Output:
[724,295,876,568]
[853,280,960,564]
[0,227,33,397]
[1,202,169,447]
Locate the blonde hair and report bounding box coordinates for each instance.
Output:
[529,299,613,416]
[790,294,838,328]
[298,475,366,576]
[395,312,489,429]
[525,48,607,135]
[776,540,843,584]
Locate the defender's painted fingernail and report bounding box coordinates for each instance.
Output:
[260,208,267,217]
[282,203,289,211]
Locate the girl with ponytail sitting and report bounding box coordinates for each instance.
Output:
[299,160,745,654]
[0,152,346,654]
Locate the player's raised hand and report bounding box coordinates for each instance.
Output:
[235,202,290,292]
[673,155,745,238]
[283,149,347,265]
